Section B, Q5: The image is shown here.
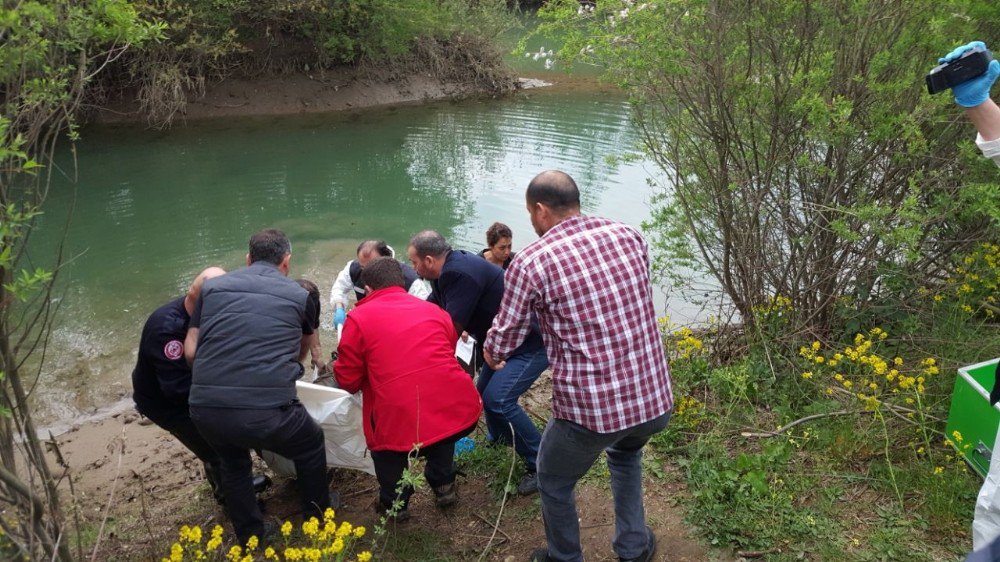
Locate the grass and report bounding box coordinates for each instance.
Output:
[650,286,995,561]
[378,527,455,562]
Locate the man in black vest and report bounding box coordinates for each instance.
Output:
[329,240,430,324]
[186,229,331,544]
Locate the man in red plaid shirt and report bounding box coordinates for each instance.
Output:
[484,170,673,562]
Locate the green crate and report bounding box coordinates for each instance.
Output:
[945,358,1000,477]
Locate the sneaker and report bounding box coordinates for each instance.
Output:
[433,482,458,508]
[619,526,657,562]
[517,471,538,496]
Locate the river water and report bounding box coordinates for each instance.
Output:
[32,73,693,425]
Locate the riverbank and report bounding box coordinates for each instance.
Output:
[92,68,547,123]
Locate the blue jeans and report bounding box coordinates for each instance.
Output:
[476,347,548,471]
[537,412,671,562]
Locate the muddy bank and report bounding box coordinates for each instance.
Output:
[93,69,547,124]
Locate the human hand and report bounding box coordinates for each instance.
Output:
[312,358,330,375]
[334,307,346,326]
[483,348,505,370]
[940,41,1000,108]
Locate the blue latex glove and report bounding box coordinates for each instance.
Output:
[939,41,1000,108]
[334,307,346,326]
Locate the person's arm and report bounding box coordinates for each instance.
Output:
[300,291,322,366]
[483,260,536,366]
[333,316,366,393]
[329,261,354,309]
[152,335,194,406]
[940,41,1000,145]
[438,270,478,337]
[184,327,199,366]
[968,98,1000,142]
[183,296,203,366]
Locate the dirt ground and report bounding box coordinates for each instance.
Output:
[45,376,724,562]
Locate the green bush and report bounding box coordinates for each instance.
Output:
[538,0,1000,339]
[107,0,518,124]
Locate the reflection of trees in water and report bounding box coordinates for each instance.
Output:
[399,93,640,251]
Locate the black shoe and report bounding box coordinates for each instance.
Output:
[529,548,552,562]
[239,519,280,549]
[252,473,272,494]
[433,482,458,508]
[619,526,656,562]
[517,471,538,496]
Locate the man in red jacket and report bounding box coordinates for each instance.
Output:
[334,257,482,519]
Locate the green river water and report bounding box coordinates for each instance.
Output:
[33,74,692,425]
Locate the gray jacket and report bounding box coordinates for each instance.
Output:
[189,262,307,409]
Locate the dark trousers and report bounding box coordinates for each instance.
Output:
[158,414,224,499]
[191,402,329,543]
[369,423,475,510]
[537,412,671,562]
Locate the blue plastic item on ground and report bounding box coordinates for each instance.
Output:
[454,436,475,457]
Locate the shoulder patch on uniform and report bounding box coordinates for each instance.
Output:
[163,340,184,360]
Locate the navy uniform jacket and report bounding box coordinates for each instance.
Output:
[429,250,543,353]
[132,297,192,426]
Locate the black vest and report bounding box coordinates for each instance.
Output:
[189,262,307,409]
[349,260,421,302]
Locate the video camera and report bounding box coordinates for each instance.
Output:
[927,46,994,95]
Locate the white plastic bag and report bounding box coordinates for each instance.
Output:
[261,381,374,476]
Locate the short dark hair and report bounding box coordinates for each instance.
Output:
[357,240,393,259]
[249,229,291,265]
[408,230,451,258]
[526,170,581,214]
[294,278,319,300]
[486,222,513,247]
[361,257,405,290]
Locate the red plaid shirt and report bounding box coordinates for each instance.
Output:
[484,215,673,433]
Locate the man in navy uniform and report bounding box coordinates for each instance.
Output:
[132,267,228,500]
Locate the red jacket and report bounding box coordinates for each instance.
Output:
[334,286,482,452]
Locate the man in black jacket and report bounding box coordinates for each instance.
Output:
[132,267,228,500]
